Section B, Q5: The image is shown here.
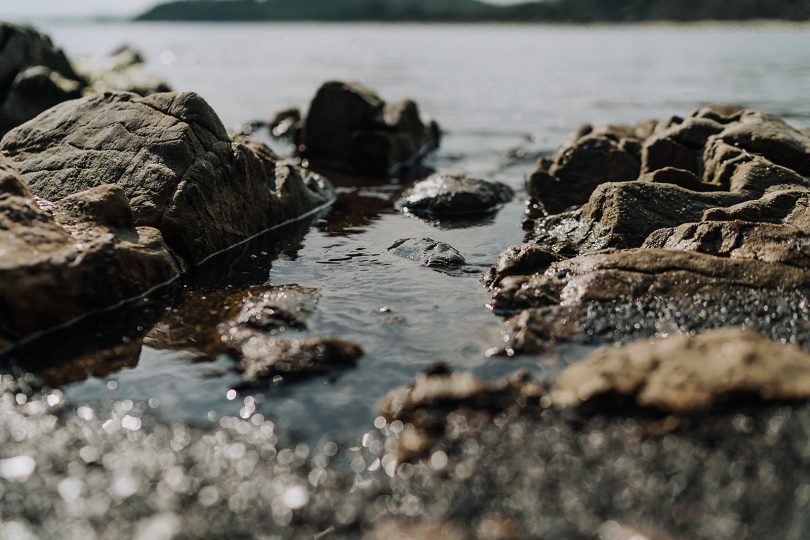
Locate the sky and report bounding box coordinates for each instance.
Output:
[1,0,523,19]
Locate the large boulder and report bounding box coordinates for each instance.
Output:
[299,80,440,176]
[0,157,178,349]
[0,23,85,135]
[0,91,335,264]
[552,329,810,414]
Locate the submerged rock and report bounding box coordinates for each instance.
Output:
[553,329,810,413]
[0,159,178,348]
[0,91,334,264]
[396,174,513,218]
[388,238,466,269]
[300,80,440,176]
[237,336,363,385]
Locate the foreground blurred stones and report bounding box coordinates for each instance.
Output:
[552,328,810,413]
[299,80,440,176]
[1,91,335,265]
[0,157,178,348]
[491,106,810,353]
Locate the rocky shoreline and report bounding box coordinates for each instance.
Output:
[1,20,810,540]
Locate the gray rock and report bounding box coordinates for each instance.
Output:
[0,158,178,348]
[0,66,83,134]
[396,174,513,217]
[300,80,440,176]
[0,91,335,264]
[388,238,466,269]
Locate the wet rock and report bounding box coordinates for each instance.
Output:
[644,220,810,268]
[552,329,810,413]
[488,275,564,314]
[229,285,319,331]
[553,248,810,304]
[483,243,561,288]
[379,365,545,461]
[75,44,171,97]
[499,306,583,355]
[300,80,440,175]
[388,238,466,269]
[0,160,178,347]
[395,174,513,217]
[237,336,363,385]
[0,23,84,135]
[528,132,640,214]
[0,91,334,264]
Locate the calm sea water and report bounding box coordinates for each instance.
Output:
[27,22,810,442]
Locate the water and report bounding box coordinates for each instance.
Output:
[14,22,810,443]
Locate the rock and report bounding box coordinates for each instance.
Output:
[638,166,722,192]
[552,329,810,413]
[379,365,545,461]
[483,244,561,288]
[300,80,440,175]
[147,284,320,352]
[237,336,363,385]
[641,134,699,174]
[76,45,171,97]
[643,220,810,268]
[228,285,319,331]
[488,275,563,314]
[528,133,640,214]
[499,306,583,355]
[0,66,83,134]
[396,174,513,217]
[702,189,810,228]
[0,23,85,136]
[388,238,466,269]
[532,181,748,255]
[0,91,335,264]
[713,110,810,177]
[553,248,810,304]
[0,159,178,347]
[268,106,301,141]
[364,521,470,540]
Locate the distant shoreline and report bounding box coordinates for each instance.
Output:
[21,17,810,28]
